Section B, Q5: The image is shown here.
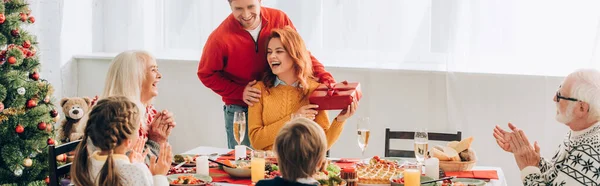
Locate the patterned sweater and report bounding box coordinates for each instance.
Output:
[248,79,344,151]
[521,123,600,185]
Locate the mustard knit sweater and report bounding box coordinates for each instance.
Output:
[248,79,345,151]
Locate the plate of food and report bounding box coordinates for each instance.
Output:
[173,154,199,167]
[314,163,346,186]
[440,178,485,186]
[168,174,212,185]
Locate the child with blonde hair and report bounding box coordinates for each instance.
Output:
[70,96,172,186]
[256,117,329,186]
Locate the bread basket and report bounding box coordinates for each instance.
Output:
[439,160,476,172]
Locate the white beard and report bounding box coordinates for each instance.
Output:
[556,102,576,124]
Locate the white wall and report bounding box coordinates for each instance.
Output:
[73,56,569,186]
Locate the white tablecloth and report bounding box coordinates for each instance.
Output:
[184,146,507,186]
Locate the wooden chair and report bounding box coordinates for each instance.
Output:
[384,128,461,158]
[48,140,81,186]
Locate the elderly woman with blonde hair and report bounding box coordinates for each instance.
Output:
[74,50,176,160]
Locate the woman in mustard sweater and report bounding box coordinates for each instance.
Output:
[248,26,358,151]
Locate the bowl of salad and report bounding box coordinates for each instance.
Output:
[314,163,346,186]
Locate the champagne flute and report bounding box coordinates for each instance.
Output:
[414,129,429,165]
[233,111,246,146]
[357,117,371,158]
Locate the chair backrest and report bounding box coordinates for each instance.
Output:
[48,139,81,186]
[384,128,461,158]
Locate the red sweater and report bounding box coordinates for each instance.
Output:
[197,7,334,106]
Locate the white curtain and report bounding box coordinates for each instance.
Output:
[158,0,600,74]
[445,0,600,76]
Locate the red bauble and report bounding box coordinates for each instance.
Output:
[47,138,55,145]
[8,56,16,64]
[38,122,47,130]
[30,71,39,80]
[50,109,58,117]
[26,99,37,108]
[23,40,31,48]
[16,125,24,134]
[44,176,50,184]
[19,13,27,22]
[11,29,19,37]
[0,14,5,24]
[28,16,35,23]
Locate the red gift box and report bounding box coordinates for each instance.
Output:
[309,81,362,110]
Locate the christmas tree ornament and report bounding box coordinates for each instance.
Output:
[30,47,37,56]
[11,29,19,37]
[37,122,46,130]
[29,71,39,80]
[8,56,16,64]
[26,99,37,108]
[19,12,27,22]
[14,165,23,176]
[0,13,5,24]
[0,102,4,112]
[23,158,32,167]
[53,114,59,122]
[17,87,26,95]
[16,125,24,134]
[47,138,55,145]
[29,151,38,158]
[44,176,50,184]
[44,95,50,103]
[23,40,30,48]
[45,123,53,132]
[50,109,58,117]
[56,154,66,162]
[28,16,35,23]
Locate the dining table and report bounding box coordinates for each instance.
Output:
[177,146,508,186]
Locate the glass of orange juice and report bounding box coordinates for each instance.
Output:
[251,150,266,183]
[403,164,421,186]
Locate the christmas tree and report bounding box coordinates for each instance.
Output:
[0,0,59,185]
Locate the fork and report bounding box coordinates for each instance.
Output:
[173,161,186,169]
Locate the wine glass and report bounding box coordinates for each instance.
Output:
[233,111,246,146]
[414,129,429,165]
[357,117,371,157]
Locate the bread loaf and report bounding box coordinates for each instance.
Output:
[432,145,459,161]
[459,148,477,161]
[454,136,474,153]
[447,141,460,150]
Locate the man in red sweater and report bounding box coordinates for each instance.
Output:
[197,0,335,149]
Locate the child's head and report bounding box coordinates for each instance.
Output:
[71,96,141,186]
[274,117,328,181]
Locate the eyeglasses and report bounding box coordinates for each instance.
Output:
[556,91,579,102]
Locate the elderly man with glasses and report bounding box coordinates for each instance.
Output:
[493,69,600,185]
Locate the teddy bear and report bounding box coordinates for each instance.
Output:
[58,97,92,143]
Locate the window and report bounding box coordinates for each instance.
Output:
[160,0,445,70]
[98,0,600,76]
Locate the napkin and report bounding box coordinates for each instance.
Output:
[216,150,236,160]
[444,170,499,180]
[209,168,253,185]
